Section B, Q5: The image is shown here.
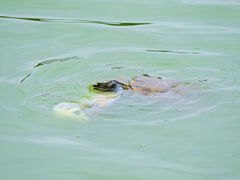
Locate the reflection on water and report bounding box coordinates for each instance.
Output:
[0,15,151,26]
[20,73,32,83]
[34,56,80,68]
[146,49,200,54]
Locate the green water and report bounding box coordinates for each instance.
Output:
[1,0,240,179]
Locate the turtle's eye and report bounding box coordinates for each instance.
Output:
[107,81,118,88]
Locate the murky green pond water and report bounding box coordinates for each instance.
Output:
[1,0,240,179]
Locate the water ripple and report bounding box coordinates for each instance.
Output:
[146,49,200,55]
[34,56,80,68]
[0,15,151,26]
[20,56,81,83]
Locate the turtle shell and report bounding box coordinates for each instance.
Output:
[129,75,178,94]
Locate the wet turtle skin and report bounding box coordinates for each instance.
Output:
[92,74,179,95]
[92,80,129,92]
[129,75,178,95]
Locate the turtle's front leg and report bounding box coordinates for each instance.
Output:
[53,93,120,121]
[54,102,89,121]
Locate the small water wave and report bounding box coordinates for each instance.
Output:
[26,137,82,145]
[34,56,80,68]
[24,93,68,104]
[0,15,151,26]
[145,48,223,56]
[146,49,200,55]
[166,104,219,122]
[20,56,81,83]
[20,73,32,83]
[106,47,219,56]
[0,135,125,154]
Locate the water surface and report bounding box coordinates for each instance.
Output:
[1,0,240,179]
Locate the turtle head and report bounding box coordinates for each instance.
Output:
[91,80,129,92]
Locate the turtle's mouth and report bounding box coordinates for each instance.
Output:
[91,80,129,92]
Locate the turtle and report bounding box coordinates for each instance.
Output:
[54,74,187,120]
